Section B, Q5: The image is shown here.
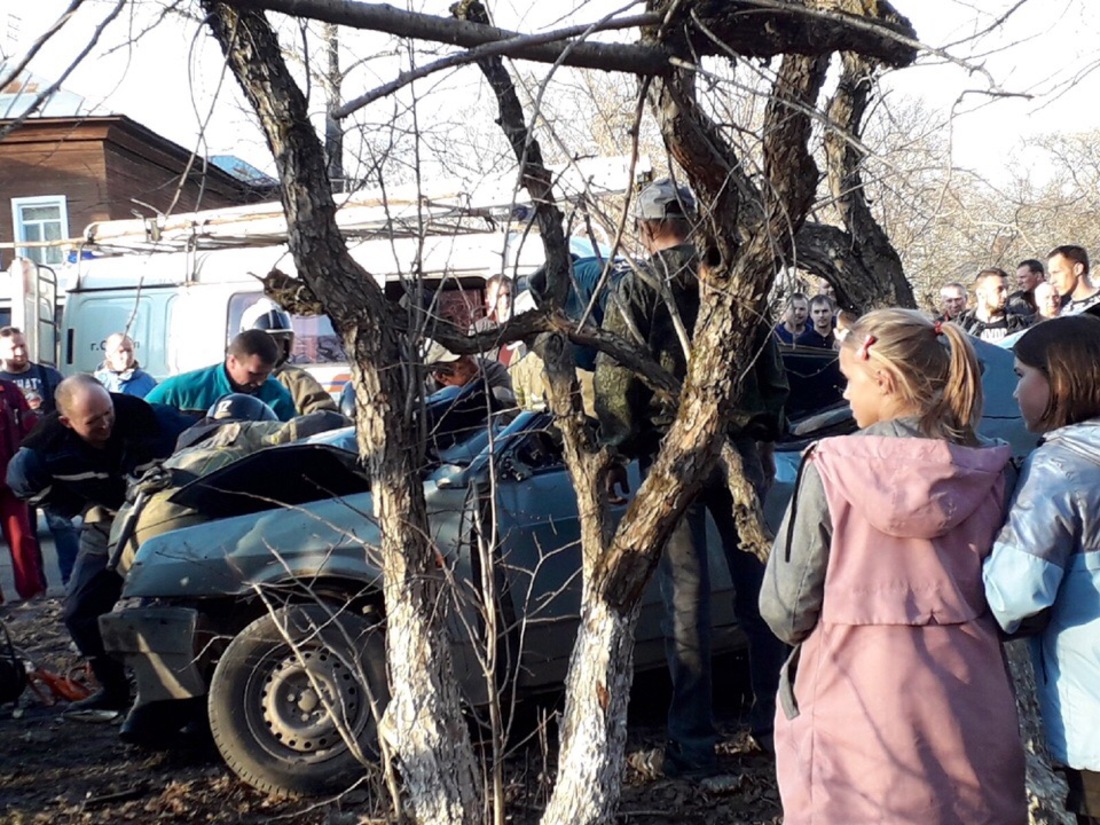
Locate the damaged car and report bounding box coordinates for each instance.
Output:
[100,338,1031,797]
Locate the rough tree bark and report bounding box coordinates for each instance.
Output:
[539,48,830,824]
[200,5,481,823]
[818,51,916,310]
[1006,642,1074,825]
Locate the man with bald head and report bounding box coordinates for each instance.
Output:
[8,374,189,715]
[94,333,157,398]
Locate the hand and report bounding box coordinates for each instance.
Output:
[605,462,630,506]
[758,442,776,487]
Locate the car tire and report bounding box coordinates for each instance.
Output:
[208,602,388,797]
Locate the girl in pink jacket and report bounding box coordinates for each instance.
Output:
[761,308,1026,825]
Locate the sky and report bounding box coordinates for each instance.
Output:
[3,0,1099,185]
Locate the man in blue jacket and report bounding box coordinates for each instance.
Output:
[7,375,190,714]
[145,330,296,421]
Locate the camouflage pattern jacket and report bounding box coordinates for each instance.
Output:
[594,243,788,459]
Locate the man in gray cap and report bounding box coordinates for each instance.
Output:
[595,177,788,779]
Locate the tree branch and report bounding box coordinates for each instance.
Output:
[220,0,918,76]
[226,0,668,73]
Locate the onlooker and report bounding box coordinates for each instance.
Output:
[0,325,80,585]
[7,375,188,714]
[796,295,835,349]
[815,277,836,302]
[597,178,788,778]
[833,309,859,349]
[1009,259,1045,316]
[983,315,1100,825]
[936,282,968,322]
[0,379,43,601]
[957,269,1032,342]
[94,333,157,397]
[1034,281,1061,320]
[145,330,296,421]
[472,274,524,366]
[1047,245,1100,316]
[238,300,337,415]
[762,309,1025,825]
[774,293,809,344]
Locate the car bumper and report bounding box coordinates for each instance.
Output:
[100,606,207,707]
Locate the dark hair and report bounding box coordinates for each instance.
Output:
[227,329,279,365]
[974,268,1009,288]
[1014,315,1100,431]
[809,294,834,310]
[1048,245,1090,274]
[787,292,809,308]
[485,274,512,294]
[1017,258,1045,275]
[0,327,23,338]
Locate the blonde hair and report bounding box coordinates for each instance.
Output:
[842,308,982,444]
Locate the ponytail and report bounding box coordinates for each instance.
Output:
[918,322,982,445]
[843,309,984,445]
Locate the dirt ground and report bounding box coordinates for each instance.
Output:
[0,598,782,825]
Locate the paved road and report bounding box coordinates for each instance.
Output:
[0,514,68,603]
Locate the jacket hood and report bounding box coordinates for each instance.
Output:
[1041,418,1100,466]
[813,433,1011,540]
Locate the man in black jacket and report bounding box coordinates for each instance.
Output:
[7,374,189,713]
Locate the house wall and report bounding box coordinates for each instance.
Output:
[0,117,261,269]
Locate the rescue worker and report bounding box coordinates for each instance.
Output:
[145,330,296,421]
[239,299,337,415]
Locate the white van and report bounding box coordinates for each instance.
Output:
[5,155,643,392]
[6,229,585,397]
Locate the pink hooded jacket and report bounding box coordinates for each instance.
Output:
[763,430,1026,825]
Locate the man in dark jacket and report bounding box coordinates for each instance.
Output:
[7,375,189,713]
[595,179,789,778]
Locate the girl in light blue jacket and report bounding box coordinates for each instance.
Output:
[984,314,1100,825]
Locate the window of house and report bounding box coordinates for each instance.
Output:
[11,196,69,266]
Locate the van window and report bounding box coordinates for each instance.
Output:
[228,293,347,365]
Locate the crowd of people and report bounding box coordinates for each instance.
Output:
[0,178,1096,824]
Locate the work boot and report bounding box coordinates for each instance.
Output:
[119,698,202,747]
[65,657,129,714]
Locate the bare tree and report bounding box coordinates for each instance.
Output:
[190,2,927,824]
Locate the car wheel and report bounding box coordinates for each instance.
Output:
[208,603,388,797]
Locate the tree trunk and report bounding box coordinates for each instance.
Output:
[201,5,482,823]
[540,600,639,825]
[819,52,916,310]
[1005,641,1074,825]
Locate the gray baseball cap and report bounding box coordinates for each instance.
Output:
[636,177,696,220]
[421,339,461,366]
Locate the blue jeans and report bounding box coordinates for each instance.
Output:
[46,509,81,586]
[653,439,785,769]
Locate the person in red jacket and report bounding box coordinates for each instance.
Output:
[0,378,43,601]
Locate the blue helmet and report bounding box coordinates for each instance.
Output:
[206,393,278,423]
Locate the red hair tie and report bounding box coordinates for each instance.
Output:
[933,320,944,336]
[857,334,877,361]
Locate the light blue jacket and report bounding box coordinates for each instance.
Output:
[983,418,1100,770]
[94,364,158,398]
[145,362,295,421]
